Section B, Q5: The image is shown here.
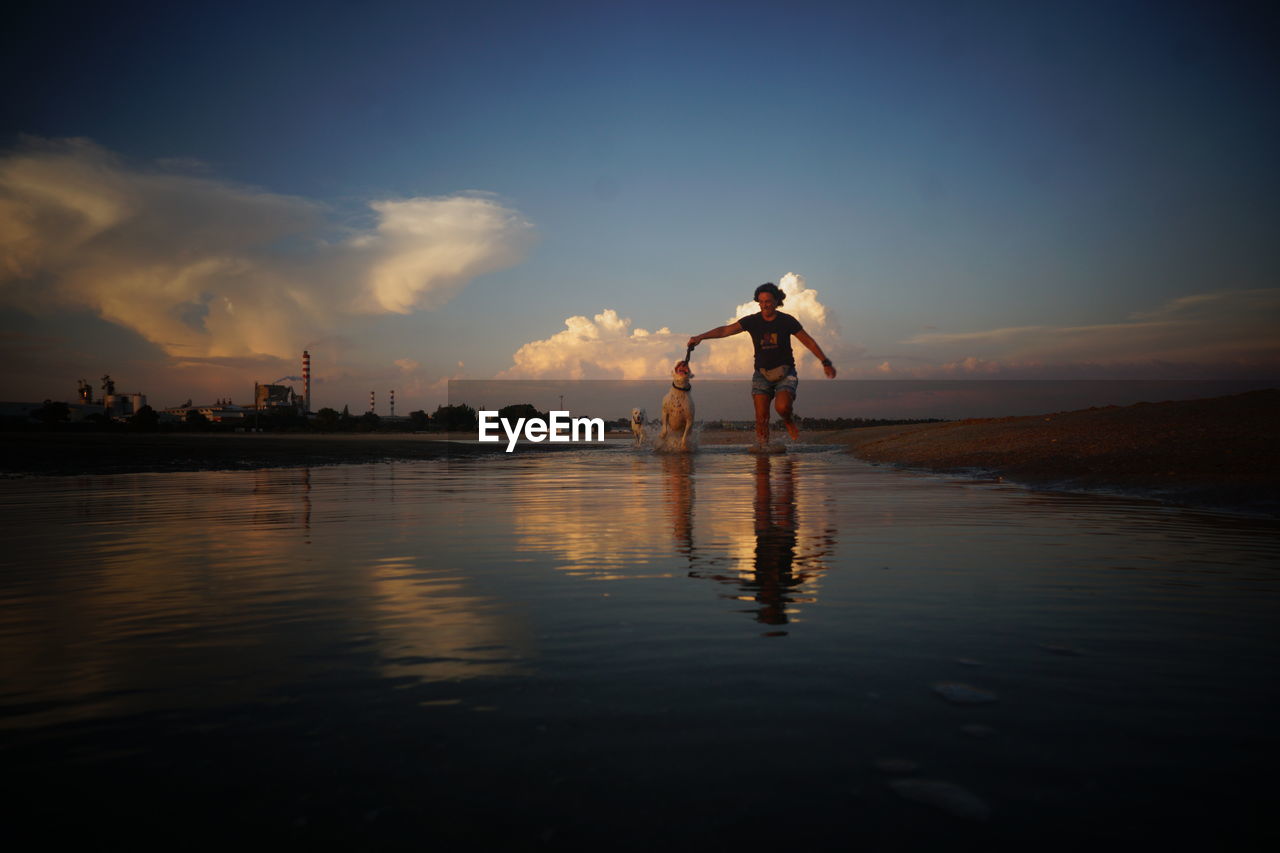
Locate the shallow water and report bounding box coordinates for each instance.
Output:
[2,447,1277,848]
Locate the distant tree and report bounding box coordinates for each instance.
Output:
[358,411,381,432]
[408,409,430,431]
[338,404,359,432]
[34,399,71,427]
[128,405,159,432]
[185,409,211,429]
[432,403,478,432]
[498,403,545,422]
[314,407,340,431]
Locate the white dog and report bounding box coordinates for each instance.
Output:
[659,361,695,451]
[630,407,647,444]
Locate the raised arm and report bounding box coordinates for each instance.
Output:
[795,330,837,378]
[687,321,743,349]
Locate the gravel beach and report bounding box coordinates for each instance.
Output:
[811,388,1278,514]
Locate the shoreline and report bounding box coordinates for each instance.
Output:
[4,390,1276,514]
[0,431,541,476]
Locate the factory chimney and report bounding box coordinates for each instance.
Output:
[369,390,375,414]
[302,350,311,415]
[390,390,395,418]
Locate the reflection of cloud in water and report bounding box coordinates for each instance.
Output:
[0,470,332,726]
[509,455,685,581]
[369,556,528,683]
[0,467,525,728]
[506,450,837,628]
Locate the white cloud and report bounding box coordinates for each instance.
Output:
[0,138,533,361]
[500,272,847,379]
[357,196,533,314]
[499,309,678,379]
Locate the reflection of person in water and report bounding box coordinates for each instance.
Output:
[685,455,827,631]
[747,455,802,631]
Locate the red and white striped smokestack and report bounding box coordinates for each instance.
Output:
[302,350,311,414]
[390,390,395,418]
[370,390,375,414]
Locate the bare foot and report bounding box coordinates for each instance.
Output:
[784,420,800,441]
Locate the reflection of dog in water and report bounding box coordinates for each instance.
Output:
[659,360,695,451]
[630,407,647,445]
[661,453,695,558]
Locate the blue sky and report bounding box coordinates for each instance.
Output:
[2,0,1277,412]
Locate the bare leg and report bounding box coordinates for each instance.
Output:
[776,390,799,440]
[753,393,772,445]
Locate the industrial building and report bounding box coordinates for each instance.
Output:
[5,353,397,427]
[254,383,304,412]
[160,402,250,424]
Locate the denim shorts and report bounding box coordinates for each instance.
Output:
[751,368,799,398]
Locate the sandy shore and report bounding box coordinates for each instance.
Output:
[4,390,1275,513]
[810,389,1278,513]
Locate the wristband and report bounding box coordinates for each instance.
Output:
[821,358,833,367]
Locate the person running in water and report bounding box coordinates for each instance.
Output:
[687,282,836,445]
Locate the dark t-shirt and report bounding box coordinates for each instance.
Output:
[739,311,804,370]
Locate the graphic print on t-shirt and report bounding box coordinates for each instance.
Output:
[761,332,778,349]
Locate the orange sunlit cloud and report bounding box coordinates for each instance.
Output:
[0,138,533,363]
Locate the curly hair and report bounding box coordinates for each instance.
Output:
[754,282,785,305]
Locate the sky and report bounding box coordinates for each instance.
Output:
[2,0,1277,415]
